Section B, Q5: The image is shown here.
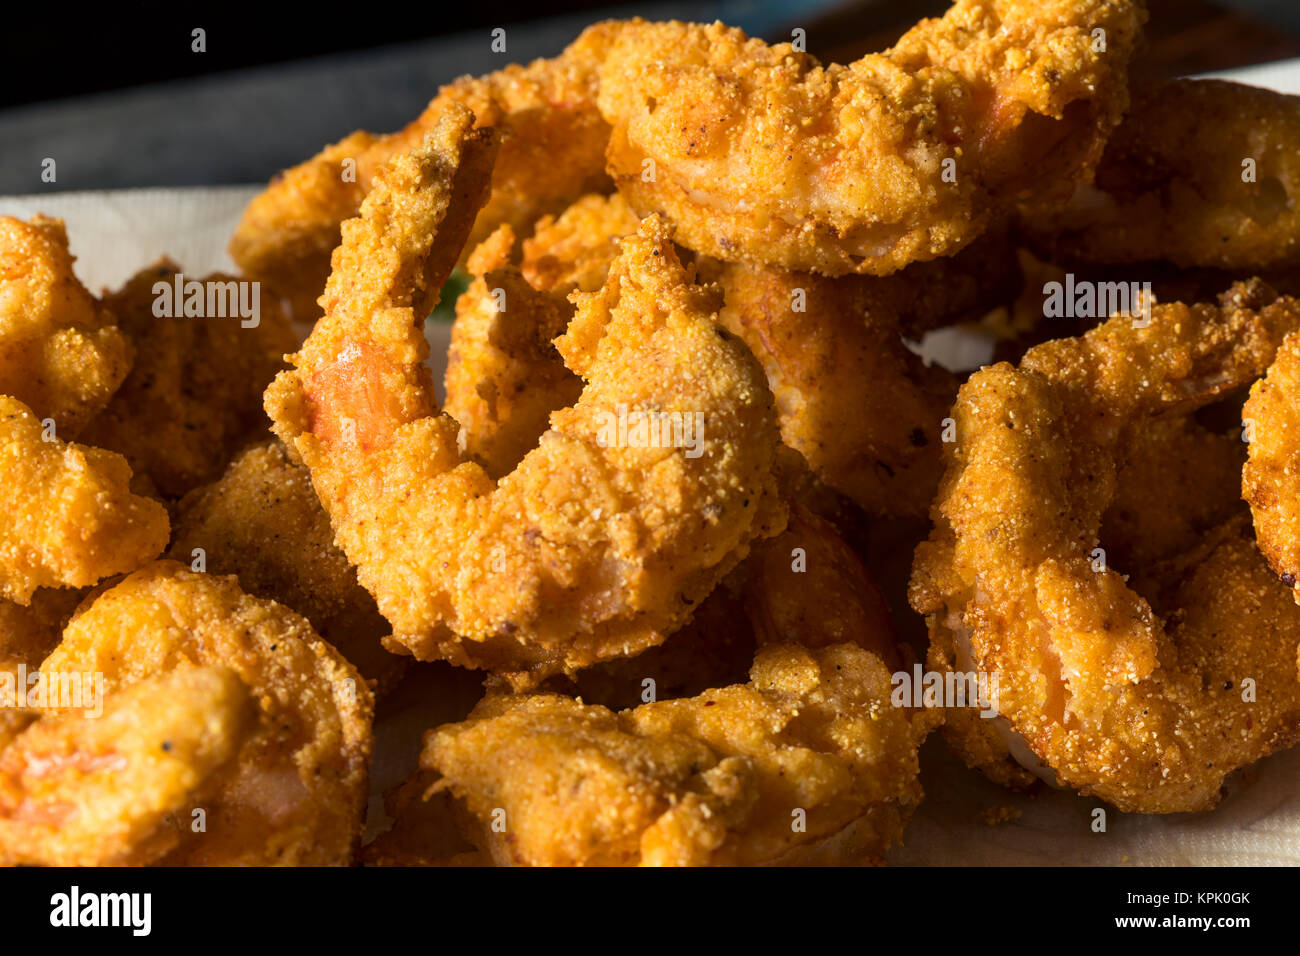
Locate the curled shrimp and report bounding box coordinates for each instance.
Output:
[597,0,1142,274]
[40,561,373,864]
[0,666,255,866]
[911,281,1300,812]
[266,106,784,688]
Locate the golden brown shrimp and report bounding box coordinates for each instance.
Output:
[0,666,255,867]
[41,561,373,865]
[703,259,959,518]
[597,1,1143,274]
[0,215,131,435]
[1243,330,1300,603]
[392,489,927,867]
[266,109,784,688]
[424,642,925,867]
[0,394,168,604]
[1021,79,1300,271]
[79,261,297,500]
[230,24,617,321]
[505,191,1019,516]
[169,441,403,693]
[911,281,1300,812]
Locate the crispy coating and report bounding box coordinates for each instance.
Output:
[1022,79,1300,270]
[408,498,922,866]
[925,412,1249,791]
[521,191,641,294]
[267,111,784,687]
[1244,330,1300,602]
[598,2,1142,274]
[230,24,616,320]
[78,261,297,500]
[0,395,169,604]
[444,226,583,478]
[565,494,897,709]
[511,191,1019,516]
[169,441,403,692]
[425,641,928,866]
[43,562,372,864]
[911,281,1300,811]
[0,666,255,866]
[0,215,131,435]
[705,259,959,518]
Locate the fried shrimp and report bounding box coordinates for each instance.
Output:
[0,395,168,604]
[79,261,297,499]
[41,562,373,865]
[520,191,641,295]
[1243,331,1300,603]
[424,641,925,867]
[169,441,402,692]
[267,109,784,687]
[703,259,959,518]
[911,281,1300,812]
[444,225,582,479]
[381,492,926,867]
[597,0,1142,275]
[0,215,131,435]
[1022,79,1300,270]
[563,493,897,711]
[507,190,1017,516]
[0,666,255,867]
[230,24,616,320]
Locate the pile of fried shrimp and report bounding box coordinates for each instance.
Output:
[6,0,1300,866]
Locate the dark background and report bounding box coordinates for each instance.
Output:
[1,0,1298,194]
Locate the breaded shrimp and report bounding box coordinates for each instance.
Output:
[911,281,1300,811]
[169,441,403,692]
[425,639,929,866]
[42,562,373,864]
[507,191,1018,516]
[79,261,297,499]
[0,394,168,604]
[704,259,959,518]
[1022,79,1300,270]
[0,666,255,866]
[0,215,131,435]
[1244,330,1300,602]
[598,1,1143,274]
[230,24,617,321]
[266,109,784,688]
